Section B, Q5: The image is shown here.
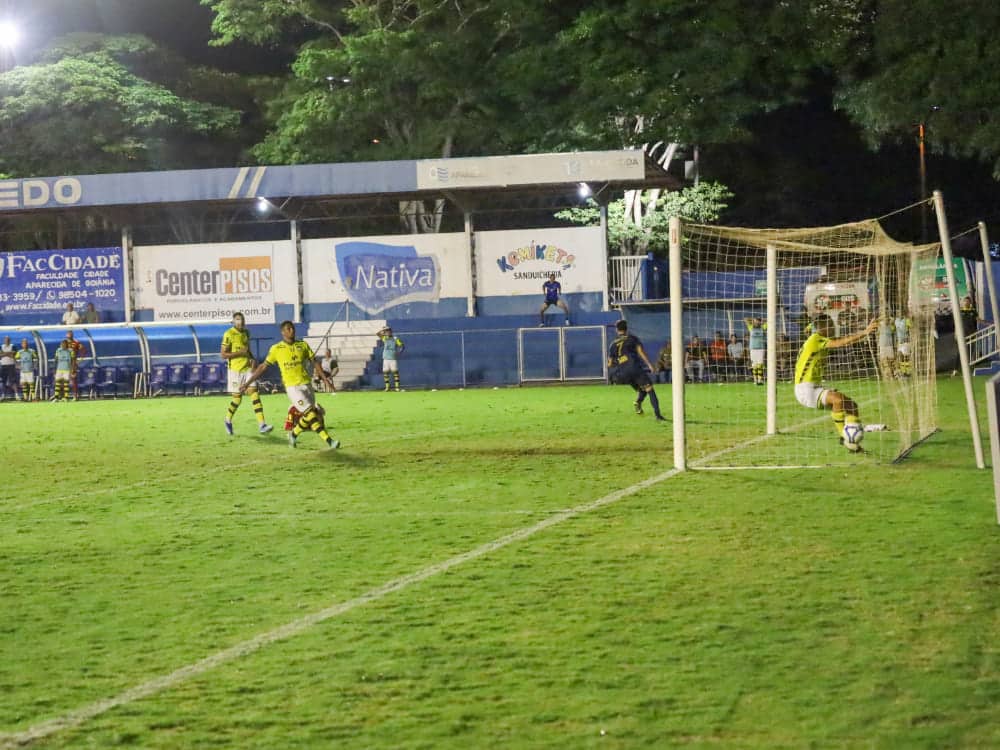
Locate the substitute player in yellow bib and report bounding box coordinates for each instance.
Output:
[794,317,877,451]
[241,321,338,449]
[222,312,272,436]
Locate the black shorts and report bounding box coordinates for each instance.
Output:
[611,364,651,389]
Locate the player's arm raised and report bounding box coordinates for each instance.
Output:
[829,319,878,349]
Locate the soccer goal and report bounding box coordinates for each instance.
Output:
[666,203,954,469]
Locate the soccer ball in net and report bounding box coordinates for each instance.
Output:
[842,423,864,452]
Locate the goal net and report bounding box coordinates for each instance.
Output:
[669,216,940,468]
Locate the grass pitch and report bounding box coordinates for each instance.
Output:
[1,378,997,748]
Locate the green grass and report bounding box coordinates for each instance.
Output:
[1,379,997,748]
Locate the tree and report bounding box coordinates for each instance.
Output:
[0,33,251,177]
[832,1,1000,178]
[556,181,733,256]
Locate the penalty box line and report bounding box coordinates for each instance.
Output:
[0,466,684,749]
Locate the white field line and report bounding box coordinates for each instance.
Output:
[0,466,683,749]
[6,425,463,513]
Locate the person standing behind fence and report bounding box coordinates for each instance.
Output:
[62,303,81,325]
[378,326,404,392]
[222,312,273,436]
[539,273,571,327]
[16,338,37,401]
[745,317,766,385]
[0,336,16,400]
[83,302,99,324]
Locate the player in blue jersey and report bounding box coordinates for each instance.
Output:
[15,338,37,401]
[378,326,404,391]
[607,320,665,421]
[539,273,570,327]
[52,340,74,401]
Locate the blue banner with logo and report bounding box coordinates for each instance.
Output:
[336,241,440,314]
[0,247,125,324]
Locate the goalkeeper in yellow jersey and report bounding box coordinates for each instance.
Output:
[241,321,338,449]
[794,317,877,451]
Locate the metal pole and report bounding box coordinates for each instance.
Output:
[121,226,134,323]
[919,123,928,243]
[669,216,686,470]
[766,245,778,435]
[600,204,610,311]
[934,191,985,468]
[978,223,1000,337]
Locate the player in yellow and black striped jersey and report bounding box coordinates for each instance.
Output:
[607,319,665,421]
[794,316,877,448]
[241,321,338,449]
[222,312,272,436]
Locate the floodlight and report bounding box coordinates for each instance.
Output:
[0,20,19,50]
[578,182,592,198]
[255,197,271,214]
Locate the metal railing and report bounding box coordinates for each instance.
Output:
[967,322,997,366]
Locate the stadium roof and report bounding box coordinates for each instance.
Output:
[0,150,681,216]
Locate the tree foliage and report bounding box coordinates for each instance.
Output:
[0,33,251,177]
[833,1,1000,177]
[556,182,733,256]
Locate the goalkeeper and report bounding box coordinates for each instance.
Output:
[794,317,877,445]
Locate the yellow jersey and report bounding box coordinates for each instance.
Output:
[265,339,316,387]
[794,333,830,384]
[222,327,253,373]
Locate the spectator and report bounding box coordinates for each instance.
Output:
[653,340,671,383]
[708,331,728,380]
[539,272,571,327]
[727,334,745,381]
[744,316,766,385]
[0,335,16,400]
[778,334,795,380]
[83,302,99,324]
[62,303,81,325]
[877,318,896,378]
[684,335,708,383]
[314,348,339,392]
[377,326,404,392]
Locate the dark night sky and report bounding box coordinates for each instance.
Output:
[10,0,292,74]
[7,0,1000,236]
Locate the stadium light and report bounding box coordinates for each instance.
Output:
[0,20,19,50]
[577,182,592,199]
[255,197,272,214]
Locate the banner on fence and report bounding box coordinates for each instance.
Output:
[474,226,605,298]
[133,241,291,323]
[302,233,471,314]
[0,246,125,322]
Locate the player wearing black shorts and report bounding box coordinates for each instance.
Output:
[607,320,665,421]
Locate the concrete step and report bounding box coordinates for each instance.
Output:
[304,320,386,391]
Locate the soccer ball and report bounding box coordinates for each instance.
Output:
[842,422,864,452]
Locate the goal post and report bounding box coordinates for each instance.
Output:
[668,206,949,469]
